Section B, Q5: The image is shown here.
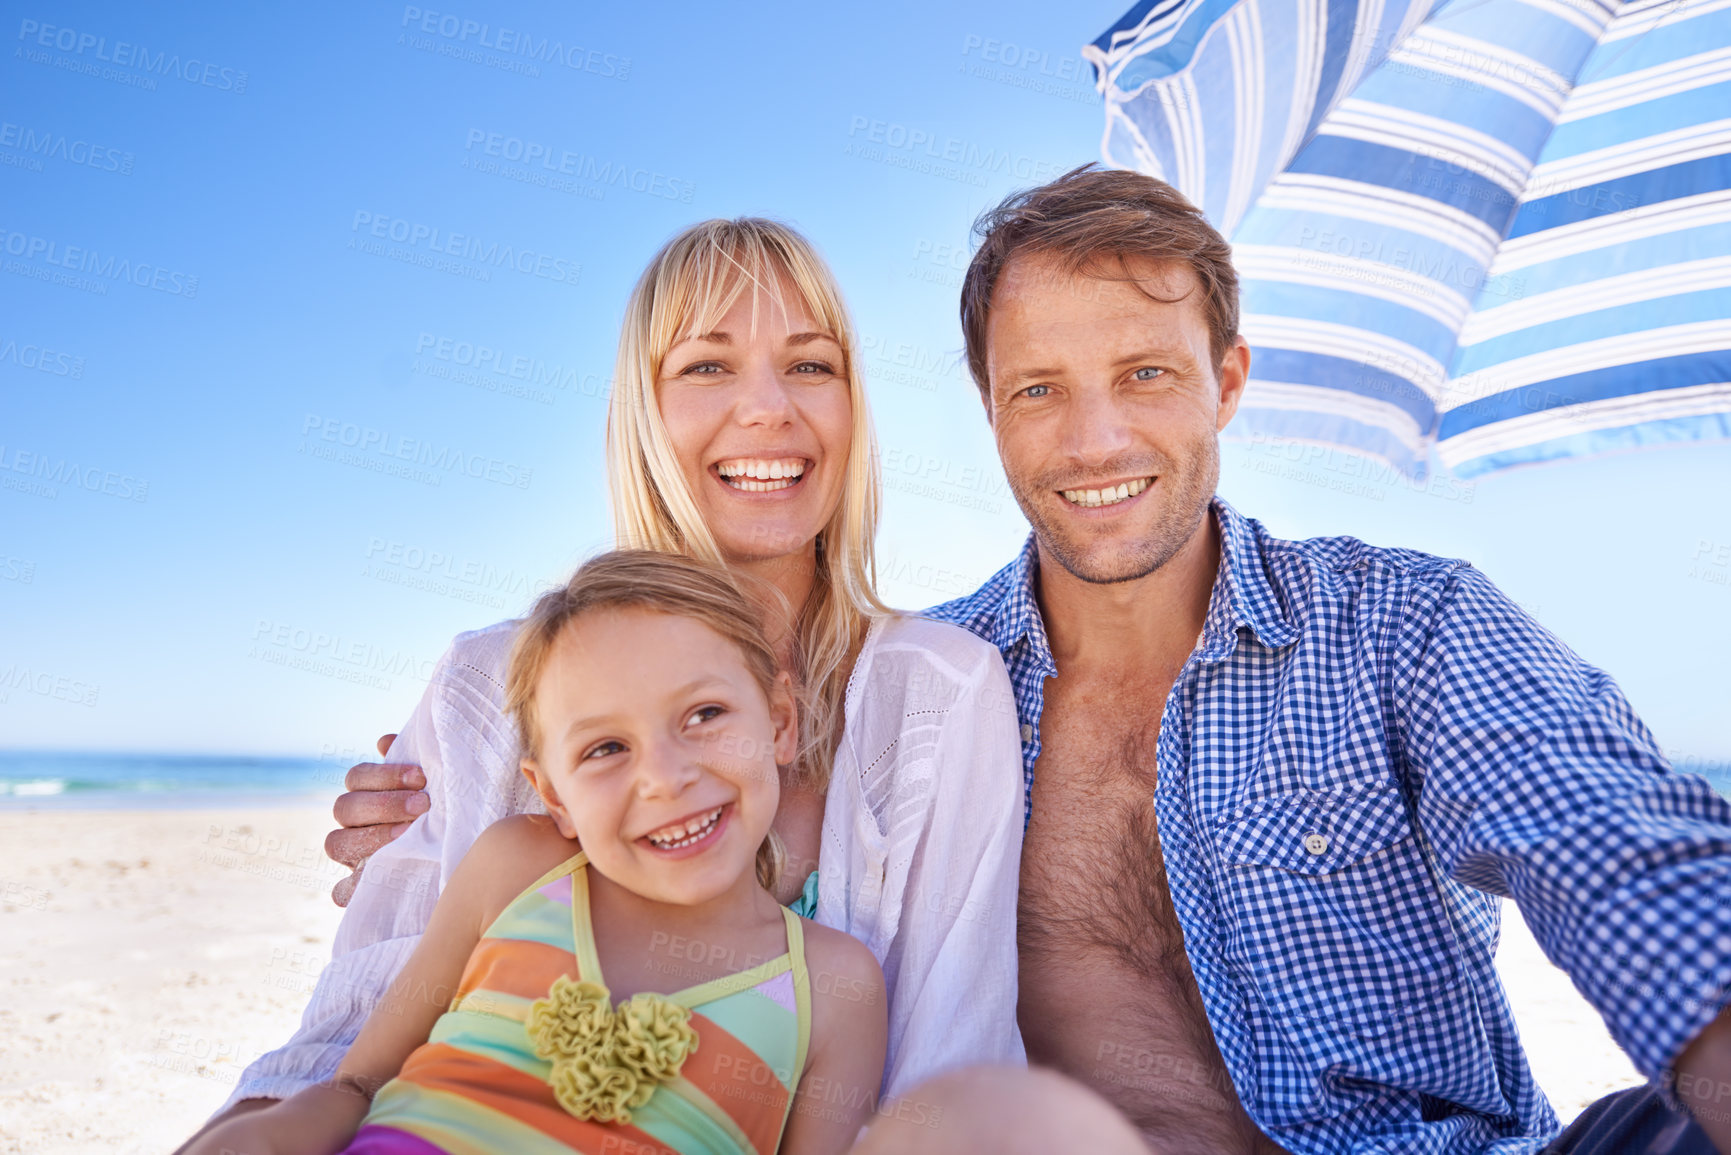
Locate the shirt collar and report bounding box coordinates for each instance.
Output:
[1201,496,1300,660]
[984,533,1058,677]
[988,497,1298,670]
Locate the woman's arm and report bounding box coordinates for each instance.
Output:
[184,816,554,1155]
[780,923,889,1155]
[212,622,527,1116]
[875,632,1027,1098]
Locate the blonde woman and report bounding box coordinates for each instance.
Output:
[187,220,1025,1145]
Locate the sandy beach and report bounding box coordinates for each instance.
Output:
[0,806,1640,1153]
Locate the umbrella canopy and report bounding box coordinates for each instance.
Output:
[1085,0,1731,477]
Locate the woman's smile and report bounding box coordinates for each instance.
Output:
[713,456,813,494]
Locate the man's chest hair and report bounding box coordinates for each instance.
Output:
[1021,716,1189,975]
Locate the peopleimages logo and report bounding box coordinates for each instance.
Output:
[463,130,694,203]
[15,18,248,92]
[300,414,535,490]
[399,7,629,79]
[0,337,83,378]
[0,227,198,297]
[0,121,133,174]
[844,115,1068,187]
[0,443,149,502]
[0,663,99,708]
[349,212,580,286]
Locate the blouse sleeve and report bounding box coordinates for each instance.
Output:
[872,628,1028,1099]
[221,621,531,1110]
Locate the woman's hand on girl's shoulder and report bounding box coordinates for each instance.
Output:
[780,922,888,1155]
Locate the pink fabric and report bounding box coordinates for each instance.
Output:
[754,970,798,1015]
[340,1124,449,1154]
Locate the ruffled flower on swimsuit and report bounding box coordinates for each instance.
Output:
[527,974,699,1123]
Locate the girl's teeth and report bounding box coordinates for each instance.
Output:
[645,806,723,848]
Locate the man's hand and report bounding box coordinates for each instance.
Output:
[326,733,429,907]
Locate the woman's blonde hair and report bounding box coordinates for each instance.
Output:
[506,550,790,892]
[606,218,888,792]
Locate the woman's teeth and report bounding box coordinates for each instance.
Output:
[644,806,724,849]
[717,458,805,492]
[1062,477,1152,508]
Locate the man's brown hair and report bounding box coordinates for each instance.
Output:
[959,164,1239,396]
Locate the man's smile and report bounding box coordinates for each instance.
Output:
[1059,476,1153,509]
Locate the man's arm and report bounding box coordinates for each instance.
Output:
[1392,563,1731,1112]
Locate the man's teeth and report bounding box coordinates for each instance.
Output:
[644,806,724,849]
[717,458,805,492]
[1061,477,1152,508]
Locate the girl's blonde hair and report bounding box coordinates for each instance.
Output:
[606,218,888,793]
[506,550,790,892]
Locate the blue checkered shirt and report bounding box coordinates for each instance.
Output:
[924,497,1731,1154]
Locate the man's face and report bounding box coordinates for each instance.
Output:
[982,252,1248,584]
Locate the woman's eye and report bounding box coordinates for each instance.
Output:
[680,361,724,376]
[791,360,836,376]
[582,740,626,761]
[685,705,724,728]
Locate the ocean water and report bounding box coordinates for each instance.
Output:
[0,750,343,809]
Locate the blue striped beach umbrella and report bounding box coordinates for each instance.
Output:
[1085,0,1731,477]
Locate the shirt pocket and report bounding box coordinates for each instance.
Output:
[1215,781,1459,1030]
[1212,784,1508,1124]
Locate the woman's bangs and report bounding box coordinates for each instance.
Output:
[662,232,842,353]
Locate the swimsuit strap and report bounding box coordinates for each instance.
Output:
[568,852,605,985]
[769,905,813,1154]
[569,856,808,1014]
[782,905,812,1082]
[471,847,588,949]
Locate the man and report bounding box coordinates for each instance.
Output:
[904,165,1731,1153]
[275,167,1731,1154]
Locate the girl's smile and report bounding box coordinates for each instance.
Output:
[638,801,731,856]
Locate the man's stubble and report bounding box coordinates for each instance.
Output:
[1007,434,1219,587]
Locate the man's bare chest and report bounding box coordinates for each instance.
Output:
[1018,684,1280,1152]
[1019,688,1184,974]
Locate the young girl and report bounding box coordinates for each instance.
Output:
[191,551,889,1155]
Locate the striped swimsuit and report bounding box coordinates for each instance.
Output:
[345,852,813,1155]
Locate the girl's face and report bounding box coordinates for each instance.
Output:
[657,283,854,567]
[523,607,794,907]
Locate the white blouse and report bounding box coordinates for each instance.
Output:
[226,612,1027,1108]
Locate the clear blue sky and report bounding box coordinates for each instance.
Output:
[3,1,1727,769]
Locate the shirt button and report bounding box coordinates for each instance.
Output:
[1020,724,1034,744]
[1303,833,1329,856]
